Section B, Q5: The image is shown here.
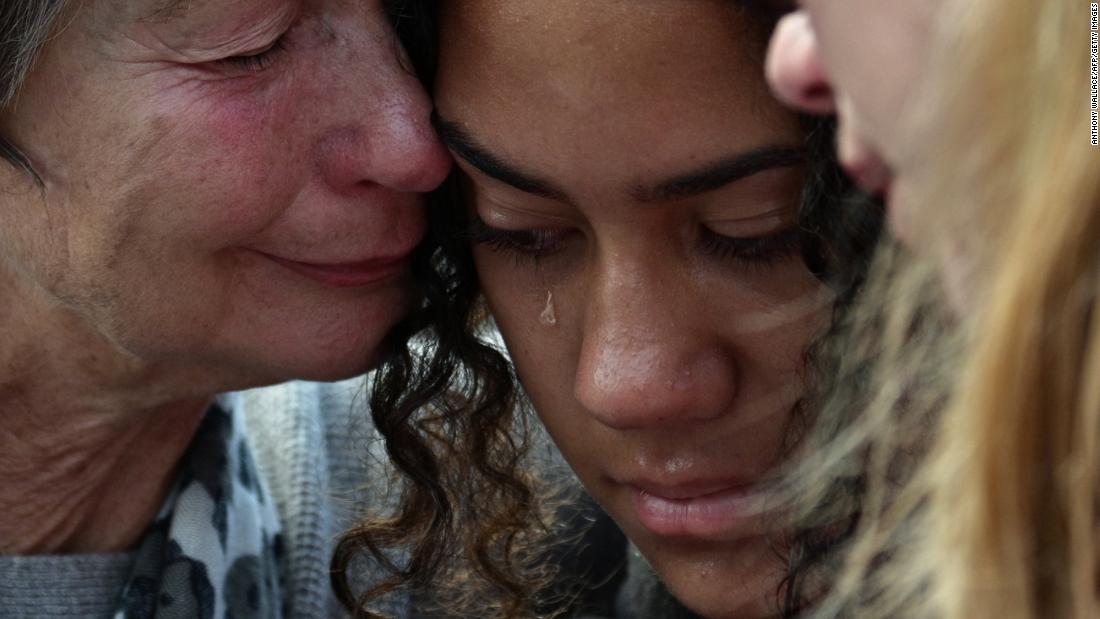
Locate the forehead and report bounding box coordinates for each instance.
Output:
[104,0,204,22]
[435,0,793,177]
[92,0,302,53]
[440,0,765,68]
[438,0,774,113]
[103,0,281,25]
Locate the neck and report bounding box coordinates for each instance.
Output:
[0,267,221,555]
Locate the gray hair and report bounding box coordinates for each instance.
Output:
[0,0,68,180]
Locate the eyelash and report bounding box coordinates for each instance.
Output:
[697,225,804,269]
[466,216,804,270]
[464,219,569,264]
[219,34,289,73]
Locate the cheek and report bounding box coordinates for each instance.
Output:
[804,4,889,126]
[811,1,932,148]
[476,248,572,361]
[474,247,587,417]
[727,271,832,383]
[151,85,306,239]
[55,87,305,273]
[22,87,310,342]
[56,100,302,300]
[726,273,832,349]
[0,187,72,298]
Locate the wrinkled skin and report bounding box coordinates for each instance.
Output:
[0,0,451,387]
[0,0,449,555]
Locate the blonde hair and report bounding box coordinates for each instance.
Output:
[786,0,1100,617]
[925,0,1100,614]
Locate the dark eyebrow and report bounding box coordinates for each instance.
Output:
[434,116,570,202]
[435,113,806,205]
[632,145,807,203]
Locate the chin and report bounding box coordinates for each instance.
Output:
[85,266,417,391]
[244,277,417,383]
[205,300,413,389]
[638,536,785,619]
[268,346,382,383]
[664,581,774,619]
[258,316,405,383]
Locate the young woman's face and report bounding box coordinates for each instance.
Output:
[765,0,943,241]
[436,2,831,616]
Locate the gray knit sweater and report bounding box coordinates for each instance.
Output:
[0,378,398,619]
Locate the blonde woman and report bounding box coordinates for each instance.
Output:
[767,0,1099,618]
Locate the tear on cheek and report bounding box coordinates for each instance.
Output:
[539,290,557,327]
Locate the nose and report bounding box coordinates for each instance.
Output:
[316,29,452,194]
[766,11,836,115]
[317,99,452,194]
[359,91,453,192]
[573,257,738,431]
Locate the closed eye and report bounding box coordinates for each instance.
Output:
[217,33,289,73]
[463,217,576,265]
[697,225,804,270]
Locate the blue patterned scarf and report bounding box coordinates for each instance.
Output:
[113,403,285,619]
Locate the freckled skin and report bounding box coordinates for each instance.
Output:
[0,0,451,386]
[437,1,832,617]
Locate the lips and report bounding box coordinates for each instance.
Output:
[627,478,767,539]
[261,252,412,288]
[631,480,751,500]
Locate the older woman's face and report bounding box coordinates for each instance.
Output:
[0,0,450,384]
[765,0,943,240]
[437,1,831,617]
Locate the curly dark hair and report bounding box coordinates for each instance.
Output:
[776,123,884,616]
[332,2,884,618]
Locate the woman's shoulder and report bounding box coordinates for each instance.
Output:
[233,376,370,419]
[232,377,381,453]
[232,376,385,490]
[230,377,399,618]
